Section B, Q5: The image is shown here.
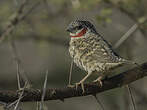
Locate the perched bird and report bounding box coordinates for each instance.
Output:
[66,19,135,92]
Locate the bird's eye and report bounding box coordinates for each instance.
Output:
[76,25,83,30]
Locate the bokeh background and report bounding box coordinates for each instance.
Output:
[0,0,147,110]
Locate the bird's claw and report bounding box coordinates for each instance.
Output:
[67,82,85,93]
[93,79,103,87]
[75,81,85,93]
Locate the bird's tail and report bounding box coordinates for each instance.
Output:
[120,58,142,70]
[119,58,139,65]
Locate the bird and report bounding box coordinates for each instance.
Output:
[66,19,135,93]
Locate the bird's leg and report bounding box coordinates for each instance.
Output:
[93,75,104,87]
[76,72,92,93]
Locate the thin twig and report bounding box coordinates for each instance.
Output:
[5,81,27,110]
[5,82,27,110]
[114,24,138,49]
[68,60,74,86]
[40,70,48,110]
[19,1,40,22]
[9,39,31,90]
[6,99,20,109]
[114,17,147,49]
[9,39,21,90]
[0,0,28,43]
[126,85,137,110]
[16,63,21,90]
[8,33,30,110]
[0,0,40,43]
[15,82,28,109]
[9,38,31,110]
[14,87,24,110]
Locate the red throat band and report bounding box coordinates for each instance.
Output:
[71,28,87,38]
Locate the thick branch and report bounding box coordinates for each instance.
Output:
[0,62,147,103]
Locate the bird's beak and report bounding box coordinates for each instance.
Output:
[66,27,73,32]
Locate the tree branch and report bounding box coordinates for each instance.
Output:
[0,0,40,43]
[0,62,147,103]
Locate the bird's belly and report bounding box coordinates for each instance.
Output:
[73,55,106,73]
[69,46,87,70]
[70,50,97,73]
[70,50,123,74]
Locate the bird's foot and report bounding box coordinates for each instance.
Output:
[75,81,85,93]
[93,76,103,87]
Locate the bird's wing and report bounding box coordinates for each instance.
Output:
[86,34,121,63]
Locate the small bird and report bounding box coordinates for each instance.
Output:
[66,19,134,92]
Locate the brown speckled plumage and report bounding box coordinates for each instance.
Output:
[67,20,130,92]
[69,32,125,74]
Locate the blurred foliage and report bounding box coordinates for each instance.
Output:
[96,8,112,26]
[79,0,101,9]
[0,0,146,109]
[123,0,142,14]
[0,0,146,41]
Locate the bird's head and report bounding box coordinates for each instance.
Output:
[66,20,97,38]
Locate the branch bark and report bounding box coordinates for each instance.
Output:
[0,62,147,103]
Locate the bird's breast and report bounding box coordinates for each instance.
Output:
[69,38,97,72]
